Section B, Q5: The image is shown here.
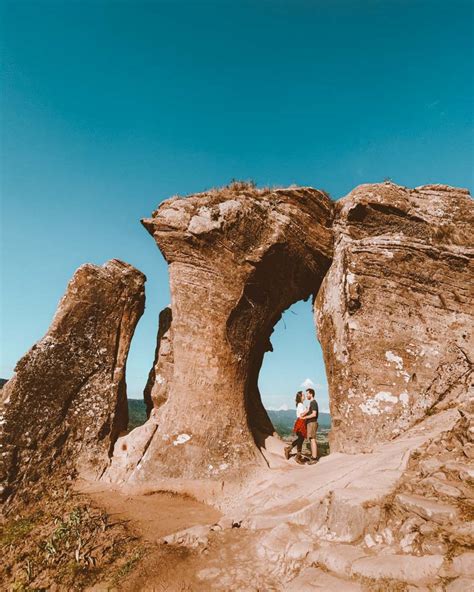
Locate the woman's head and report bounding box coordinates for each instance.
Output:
[295,391,303,405]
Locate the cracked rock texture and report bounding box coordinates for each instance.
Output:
[0,259,145,505]
[119,183,334,483]
[316,183,474,453]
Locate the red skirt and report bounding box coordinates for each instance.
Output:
[293,417,307,439]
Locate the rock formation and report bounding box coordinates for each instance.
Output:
[143,305,173,416]
[316,183,474,453]
[2,181,473,590]
[108,183,333,484]
[0,259,145,504]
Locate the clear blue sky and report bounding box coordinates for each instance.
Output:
[1,1,472,412]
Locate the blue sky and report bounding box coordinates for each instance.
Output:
[1,1,472,412]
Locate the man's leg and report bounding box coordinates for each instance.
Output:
[310,437,318,459]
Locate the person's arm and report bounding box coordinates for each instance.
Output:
[305,410,316,419]
[300,406,309,417]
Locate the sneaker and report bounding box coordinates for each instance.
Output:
[284,445,291,460]
[307,457,319,465]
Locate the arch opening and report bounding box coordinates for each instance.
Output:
[257,298,331,458]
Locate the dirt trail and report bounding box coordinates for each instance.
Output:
[77,480,221,543]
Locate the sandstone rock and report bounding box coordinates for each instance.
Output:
[422,476,461,498]
[315,182,474,452]
[286,567,363,592]
[400,531,418,552]
[443,521,474,547]
[102,415,158,483]
[446,577,474,592]
[310,543,367,577]
[351,553,444,584]
[162,524,211,548]
[463,443,474,459]
[142,305,173,415]
[115,184,334,482]
[257,522,313,564]
[326,488,381,542]
[444,460,474,482]
[396,494,458,524]
[419,458,444,476]
[451,552,474,577]
[421,540,448,555]
[0,260,145,504]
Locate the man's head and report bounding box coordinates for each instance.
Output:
[306,388,315,400]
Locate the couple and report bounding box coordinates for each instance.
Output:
[284,388,319,464]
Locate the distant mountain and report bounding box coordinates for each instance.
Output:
[127,399,331,438]
[0,378,8,389]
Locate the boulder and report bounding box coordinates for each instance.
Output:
[286,567,363,591]
[310,543,367,577]
[395,493,458,524]
[351,553,444,584]
[316,183,474,452]
[0,260,145,504]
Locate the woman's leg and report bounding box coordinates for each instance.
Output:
[296,433,304,453]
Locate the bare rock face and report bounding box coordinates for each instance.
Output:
[122,183,333,483]
[143,305,173,416]
[316,183,474,453]
[0,259,145,503]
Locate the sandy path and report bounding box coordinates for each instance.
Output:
[76,480,221,543]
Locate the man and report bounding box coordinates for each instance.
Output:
[303,388,318,464]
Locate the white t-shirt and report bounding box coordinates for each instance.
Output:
[296,402,306,418]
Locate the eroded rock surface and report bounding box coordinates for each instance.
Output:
[143,305,173,416]
[0,259,145,504]
[115,183,333,483]
[316,183,474,453]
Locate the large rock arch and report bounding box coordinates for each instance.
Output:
[106,181,472,491]
[106,184,334,485]
[2,182,472,505]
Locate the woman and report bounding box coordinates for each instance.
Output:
[284,391,307,460]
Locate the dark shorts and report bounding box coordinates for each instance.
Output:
[307,421,318,439]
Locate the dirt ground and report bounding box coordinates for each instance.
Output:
[77,481,229,591]
[79,482,221,544]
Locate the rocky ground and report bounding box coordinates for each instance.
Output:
[2,181,472,591]
[1,410,472,592]
[131,406,472,592]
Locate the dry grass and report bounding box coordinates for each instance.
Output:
[202,179,275,199]
[0,485,148,591]
[356,576,408,592]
